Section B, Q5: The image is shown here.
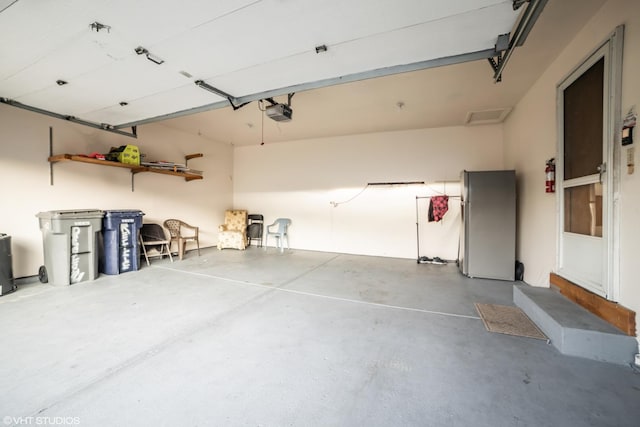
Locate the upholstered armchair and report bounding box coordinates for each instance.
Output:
[218,210,248,250]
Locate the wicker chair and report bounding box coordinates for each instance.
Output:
[163,219,200,260]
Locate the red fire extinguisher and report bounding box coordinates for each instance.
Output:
[545,158,555,193]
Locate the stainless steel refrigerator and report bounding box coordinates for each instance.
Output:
[458,170,516,281]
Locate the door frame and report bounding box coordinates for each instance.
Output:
[555,25,624,301]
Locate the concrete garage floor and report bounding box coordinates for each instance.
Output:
[1,248,639,426]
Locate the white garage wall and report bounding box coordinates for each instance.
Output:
[504,0,640,333]
[0,104,233,278]
[233,125,504,259]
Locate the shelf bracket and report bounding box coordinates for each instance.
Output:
[185,153,203,168]
[129,167,147,192]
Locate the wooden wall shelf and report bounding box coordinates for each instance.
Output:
[49,154,145,171]
[136,165,203,182]
[48,153,203,191]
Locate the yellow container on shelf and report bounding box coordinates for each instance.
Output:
[117,145,140,166]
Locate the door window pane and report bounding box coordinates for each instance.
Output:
[564,183,602,237]
[563,57,604,180]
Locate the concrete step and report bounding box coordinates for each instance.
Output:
[513,285,637,366]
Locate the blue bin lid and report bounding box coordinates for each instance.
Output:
[103,210,145,217]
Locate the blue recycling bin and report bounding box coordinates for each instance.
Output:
[101,210,144,275]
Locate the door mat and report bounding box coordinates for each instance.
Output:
[475,303,547,340]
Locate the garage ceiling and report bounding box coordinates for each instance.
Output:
[1,0,542,134]
[161,0,606,146]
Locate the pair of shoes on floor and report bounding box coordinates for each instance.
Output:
[417,256,447,265]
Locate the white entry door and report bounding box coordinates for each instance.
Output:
[557,29,622,299]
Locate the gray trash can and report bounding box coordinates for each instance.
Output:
[0,233,15,296]
[36,210,104,286]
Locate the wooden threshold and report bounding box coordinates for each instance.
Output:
[550,273,636,336]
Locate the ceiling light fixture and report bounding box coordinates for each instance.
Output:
[315,44,328,54]
[119,101,128,106]
[134,46,148,55]
[56,80,67,86]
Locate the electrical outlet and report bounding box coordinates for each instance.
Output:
[627,147,635,175]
